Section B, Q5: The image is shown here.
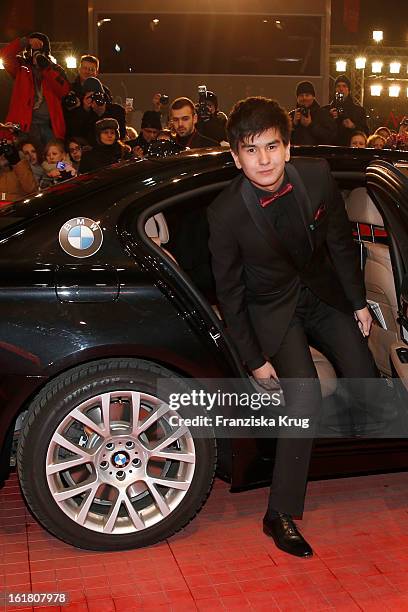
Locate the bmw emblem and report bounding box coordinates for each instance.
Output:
[113,452,129,468]
[59,217,103,258]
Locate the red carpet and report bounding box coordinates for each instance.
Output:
[1,471,408,611]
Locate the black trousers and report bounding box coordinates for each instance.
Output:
[268,287,378,517]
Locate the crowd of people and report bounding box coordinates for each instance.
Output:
[0,31,407,203]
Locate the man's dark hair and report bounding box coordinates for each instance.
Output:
[80,54,99,70]
[227,97,291,153]
[170,97,196,114]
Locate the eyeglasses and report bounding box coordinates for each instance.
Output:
[69,146,81,153]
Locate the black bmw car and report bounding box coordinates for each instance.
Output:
[0,145,408,551]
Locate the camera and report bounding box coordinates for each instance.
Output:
[146,139,183,158]
[0,139,14,157]
[333,92,345,116]
[159,94,169,105]
[90,91,106,106]
[63,91,79,111]
[32,49,49,68]
[196,85,211,122]
[298,105,309,117]
[56,161,66,171]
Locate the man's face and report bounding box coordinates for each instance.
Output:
[231,128,290,192]
[141,127,159,143]
[79,61,98,83]
[170,105,197,138]
[207,102,216,115]
[22,143,38,165]
[297,93,314,108]
[335,82,349,98]
[91,99,106,115]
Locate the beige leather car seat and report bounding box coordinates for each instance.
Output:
[346,187,399,374]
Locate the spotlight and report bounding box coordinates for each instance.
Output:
[389,85,400,97]
[372,61,383,73]
[373,30,383,42]
[152,18,159,24]
[355,57,366,69]
[0,58,4,70]
[114,43,121,52]
[336,60,347,72]
[65,56,77,69]
[390,62,401,74]
[370,84,382,96]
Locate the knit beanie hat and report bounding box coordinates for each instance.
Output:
[82,77,104,94]
[296,81,315,97]
[334,75,351,91]
[141,111,162,130]
[95,118,120,143]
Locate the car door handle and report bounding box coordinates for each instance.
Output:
[55,265,119,303]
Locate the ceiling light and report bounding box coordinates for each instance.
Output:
[390,62,401,74]
[372,61,383,73]
[370,84,382,96]
[355,57,366,69]
[389,85,400,97]
[336,60,347,72]
[373,30,383,42]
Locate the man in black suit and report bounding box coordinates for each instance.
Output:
[207,97,378,558]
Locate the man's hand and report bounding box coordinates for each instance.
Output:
[132,145,145,158]
[342,118,355,129]
[292,109,301,126]
[300,111,312,127]
[252,361,279,390]
[152,93,162,112]
[354,306,372,337]
[329,108,338,120]
[28,37,43,50]
[82,92,93,111]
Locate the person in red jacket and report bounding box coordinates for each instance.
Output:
[0,33,70,146]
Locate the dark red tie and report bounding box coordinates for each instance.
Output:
[259,183,293,208]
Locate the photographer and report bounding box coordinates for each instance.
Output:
[289,81,336,145]
[65,77,126,145]
[169,97,217,149]
[79,118,131,174]
[69,55,112,104]
[0,139,37,201]
[196,90,228,144]
[326,75,368,146]
[0,33,70,145]
[129,111,162,157]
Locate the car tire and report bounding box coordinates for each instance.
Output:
[17,358,216,550]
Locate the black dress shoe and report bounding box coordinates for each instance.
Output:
[263,513,313,558]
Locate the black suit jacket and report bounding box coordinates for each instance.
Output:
[207,157,366,369]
